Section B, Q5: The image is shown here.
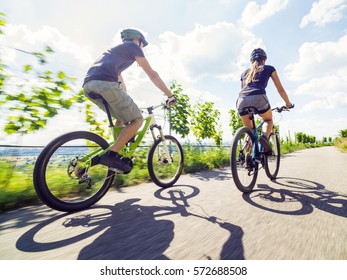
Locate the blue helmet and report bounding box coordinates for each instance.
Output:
[250,48,267,62]
[121,29,148,47]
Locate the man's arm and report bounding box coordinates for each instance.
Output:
[135,56,173,98]
[118,74,127,92]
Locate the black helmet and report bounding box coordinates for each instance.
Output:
[250,48,267,62]
[121,29,148,47]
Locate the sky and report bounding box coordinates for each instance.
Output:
[1,0,347,145]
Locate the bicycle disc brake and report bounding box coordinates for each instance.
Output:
[158,155,173,164]
[66,156,92,188]
[67,156,86,178]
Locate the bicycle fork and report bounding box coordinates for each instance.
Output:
[150,124,173,165]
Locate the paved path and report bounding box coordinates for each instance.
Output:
[0,147,346,260]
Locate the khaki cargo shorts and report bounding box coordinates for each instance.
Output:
[83,80,143,124]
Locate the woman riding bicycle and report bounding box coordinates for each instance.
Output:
[236,48,293,152]
[83,29,175,173]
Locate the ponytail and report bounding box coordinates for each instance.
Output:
[245,60,264,85]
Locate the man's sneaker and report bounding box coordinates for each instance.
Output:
[100,151,132,173]
[120,156,133,174]
[260,135,272,153]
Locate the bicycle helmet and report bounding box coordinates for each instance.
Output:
[250,48,267,62]
[121,29,148,47]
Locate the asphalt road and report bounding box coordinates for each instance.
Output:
[0,146,346,260]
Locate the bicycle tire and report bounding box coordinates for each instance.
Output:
[230,127,258,193]
[264,132,280,180]
[33,131,115,212]
[147,135,184,188]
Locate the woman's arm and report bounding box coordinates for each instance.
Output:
[271,71,292,107]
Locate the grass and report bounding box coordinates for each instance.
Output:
[334,137,347,153]
[0,146,230,211]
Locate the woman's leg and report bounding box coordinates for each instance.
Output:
[240,114,253,129]
[259,109,273,139]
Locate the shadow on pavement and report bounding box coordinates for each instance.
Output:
[242,177,347,217]
[189,168,232,182]
[15,184,244,259]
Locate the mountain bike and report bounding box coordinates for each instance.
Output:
[230,105,294,193]
[33,92,184,212]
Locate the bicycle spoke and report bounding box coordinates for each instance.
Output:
[148,135,183,188]
[34,131,114,212]
[231,127,258,192]
[44,140,109,203]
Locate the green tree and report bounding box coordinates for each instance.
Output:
[0,12,8,96]
[0,12,86,135]
[296,132,303,143]
[296,131,316,144]
[339,129,347,138]
[228,109,243,135]
[0,12,5,35]
[1,47,83,134]
[167,81,191,138]
[190,101,222,145]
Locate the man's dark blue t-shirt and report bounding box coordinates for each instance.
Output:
[240,65,276,96]
[83,41,144,85]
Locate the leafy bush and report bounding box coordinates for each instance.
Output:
[334,137,347,153]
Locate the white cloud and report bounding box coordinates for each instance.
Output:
[300,0,347,28]
[120,21,263,107]
[239,0,288,28]
[286,34,347,112]
[296,74,346,97]
[3,23,94,70]
[147,22,262,84]
[285,34,347,81]
[300,92,347,112]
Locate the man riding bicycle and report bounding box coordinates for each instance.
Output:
[83,29,175,173]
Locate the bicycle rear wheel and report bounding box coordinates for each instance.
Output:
[264,132,280,179]
[148,135,184,188]
[230,127,258,193]
[33,131,115,212]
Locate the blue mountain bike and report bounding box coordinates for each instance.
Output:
[230,105,294,193]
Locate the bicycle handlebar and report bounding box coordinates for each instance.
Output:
[140,95,176,114]
[273,104,295,113]
[140,102,168,114]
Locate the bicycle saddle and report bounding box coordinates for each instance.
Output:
[243,106,259,114]
[87,92,104,100]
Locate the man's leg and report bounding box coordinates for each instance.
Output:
[110,118,143,153]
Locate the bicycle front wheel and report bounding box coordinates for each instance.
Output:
[264,132,280,180]
[33,131,115,212]
[148,135,184,188]
[230,127,258,193]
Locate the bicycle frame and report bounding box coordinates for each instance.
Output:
[248,113,266,160]
[247,106,286,161]
[80,103,171,168]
